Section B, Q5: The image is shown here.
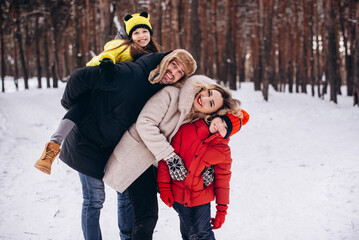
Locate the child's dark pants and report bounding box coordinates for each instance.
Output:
[173,202,215,240]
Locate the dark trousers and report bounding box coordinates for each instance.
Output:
[180,219,189,240]
[173,202,215,240]
[127,165,158,240]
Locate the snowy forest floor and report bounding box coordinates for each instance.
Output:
[0,78,358,240]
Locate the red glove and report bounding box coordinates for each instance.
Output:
[159,188,174,207]
[211,204,228,229]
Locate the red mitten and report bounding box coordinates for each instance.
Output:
[159,188,174,207]
[211,204,228,229]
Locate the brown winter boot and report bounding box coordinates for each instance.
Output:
[34,142,62,175]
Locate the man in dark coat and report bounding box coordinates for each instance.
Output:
[59,49,197,240]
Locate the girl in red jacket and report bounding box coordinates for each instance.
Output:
[157,109,249,239]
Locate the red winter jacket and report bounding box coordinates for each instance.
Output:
[157,119,232,207]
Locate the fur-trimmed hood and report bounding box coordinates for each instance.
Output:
[148,49,197,87]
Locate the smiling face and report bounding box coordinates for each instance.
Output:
[209,117,228,138]
[193,89,224,114]
[159,59,185,85]
[131,28,151,47]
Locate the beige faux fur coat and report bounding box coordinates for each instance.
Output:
[103,75,215,193]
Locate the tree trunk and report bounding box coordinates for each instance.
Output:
[52,33,60,87]
[339,0,354,96]
[12,3,29,89]
[84,0,91,61]
[199,1,208,76]
[225,0,237,89]
[237,1,248,85]
[294,1,301,93]
[35,16,42,88]
[285,2,293,93]
[43,21,51,88]
[63,35,70,76]
[99,0,112,48]
[301,0,309,94]
[210,0,219,79]
[91,0,99,53]
[261,0,274,101]
[51,63,58,88]
[315,0,321,98]
[326,0,339,103]
[171,0,180,49]
[251,0,261,91]
[353,1,359,106]
[161,1,170,49]
[12,23,19,90]
[252,26,261,91]
[189,0,201,73]
[73,1,83,69]
[277,1,286,92]
[24,19,32,79]
[259,0,266,99]
[0,6,5,93]
[309,0,315,97]
[288,4,294,93]
[239,55,246,83]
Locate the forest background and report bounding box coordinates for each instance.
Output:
[1,0,359,105]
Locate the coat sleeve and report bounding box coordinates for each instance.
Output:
[97,52,170,91]
[157,160,172,190]
[169,124,184,155]
[214,152,232,205]
[86,39,133,66]
[61,67,96,110]
[135,87,177,161]
[157,125,186,191]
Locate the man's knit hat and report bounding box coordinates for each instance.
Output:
[124,12,153,38]
[149,49,197,87]
[220,109,249,139]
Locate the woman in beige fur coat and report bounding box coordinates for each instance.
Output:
[103,75,240,239]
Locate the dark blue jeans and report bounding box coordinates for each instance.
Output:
[173,202,215,240]
[78,172,134,240]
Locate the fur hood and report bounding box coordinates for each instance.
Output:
[148,49,197,87]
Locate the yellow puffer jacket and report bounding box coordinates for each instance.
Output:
[86,39,133,66]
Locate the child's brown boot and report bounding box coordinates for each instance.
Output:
[34,142,62,175]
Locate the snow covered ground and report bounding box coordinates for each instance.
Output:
[0,77,358,240]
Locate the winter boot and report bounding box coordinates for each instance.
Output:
[34,142,62,175]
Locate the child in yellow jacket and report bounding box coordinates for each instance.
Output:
[86,12,160,66]
[34,11,161,175]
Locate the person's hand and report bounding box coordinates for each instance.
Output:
[202,165,214,186]
[159,188,174,207]
[211,204,228,229]
[99,57,115,82]
[164,153,187,181]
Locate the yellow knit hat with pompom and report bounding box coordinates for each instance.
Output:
[124,12,153,38]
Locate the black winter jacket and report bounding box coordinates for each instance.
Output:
[59,52,169,179]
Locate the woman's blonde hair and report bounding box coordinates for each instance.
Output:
[185,82,241,123]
